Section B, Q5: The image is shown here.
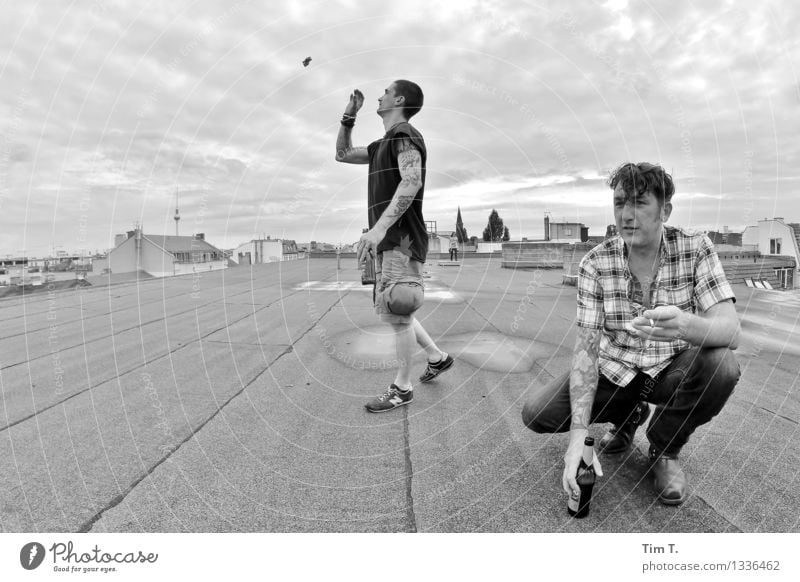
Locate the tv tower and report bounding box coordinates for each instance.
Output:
[174,191,180,236]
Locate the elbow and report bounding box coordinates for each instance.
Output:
[335,147,348,163]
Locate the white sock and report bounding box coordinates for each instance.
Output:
[429,351,446,363]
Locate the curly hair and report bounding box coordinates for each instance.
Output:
[607,162,674,206]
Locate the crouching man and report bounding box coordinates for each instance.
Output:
[522,162,741,506]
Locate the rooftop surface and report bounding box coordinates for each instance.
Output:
[0,257,798,532]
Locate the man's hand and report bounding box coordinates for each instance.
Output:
[627,305,688,341]
[562,429,603,499]
[336,89,368,164]
[357,226,386,265]
[344,89,364,117]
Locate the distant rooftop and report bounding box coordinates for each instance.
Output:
[141,234,221,254]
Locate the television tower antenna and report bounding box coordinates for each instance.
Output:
[174,191,181,236]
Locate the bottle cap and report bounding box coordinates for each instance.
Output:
[584,437,595,446]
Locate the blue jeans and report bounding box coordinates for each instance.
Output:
[521,347,740,455]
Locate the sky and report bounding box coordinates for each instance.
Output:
[1,0,798,257]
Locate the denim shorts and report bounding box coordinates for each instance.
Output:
[374,249,424,324]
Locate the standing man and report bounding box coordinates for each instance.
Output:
[335,80,454,413]
[522,162,741,506]
[449,233,459,261]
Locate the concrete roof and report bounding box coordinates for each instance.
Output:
[0,258,797,533]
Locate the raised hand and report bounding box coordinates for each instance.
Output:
[344,89,364,117]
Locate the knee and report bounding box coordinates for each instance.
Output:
[521,401,543,432]
[703,348,741,385]
[697,348,740,402]
[521,372,570,433]
[522,400,559,433]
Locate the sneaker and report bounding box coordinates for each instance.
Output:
[419,353,454,383]
[365,384,413,413]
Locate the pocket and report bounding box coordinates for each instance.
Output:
[656,282,694,311]
[602,287,630,330]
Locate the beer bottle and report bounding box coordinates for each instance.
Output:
[361,250,376,285]
[567,436,596,518]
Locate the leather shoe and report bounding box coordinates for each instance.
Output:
[649,446,688,505]
[598,402,650,454]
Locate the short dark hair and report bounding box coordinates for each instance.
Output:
[393,79,424,119]
[607,162,674,206]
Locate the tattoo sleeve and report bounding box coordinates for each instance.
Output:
[335,124,368,164]
[569,327,601,431]
[373,143,422,231]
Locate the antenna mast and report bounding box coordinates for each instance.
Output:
[174,190,181,236]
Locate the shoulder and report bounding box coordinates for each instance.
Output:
[665,225,714,254]
[390,123,425,147]
[392,122,422,137]
[582,236,621,268]
[665,225,703,239]
[592,236,619,255]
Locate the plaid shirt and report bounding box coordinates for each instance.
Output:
[577,226,736,387]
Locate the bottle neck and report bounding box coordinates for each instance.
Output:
[582,443,594,466]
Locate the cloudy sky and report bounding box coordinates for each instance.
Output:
[1,0,798,256]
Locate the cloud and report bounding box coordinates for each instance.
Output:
[0,0,797,255]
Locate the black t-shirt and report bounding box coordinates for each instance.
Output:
[367,122,428,263]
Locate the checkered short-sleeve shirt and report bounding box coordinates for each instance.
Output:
[577,226,736,387]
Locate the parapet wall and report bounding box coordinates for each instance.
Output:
[501,242,594,269]
[498,241,795,288]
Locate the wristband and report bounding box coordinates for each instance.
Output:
[341,114,356,127]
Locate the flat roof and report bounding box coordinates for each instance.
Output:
[0,258,797,532]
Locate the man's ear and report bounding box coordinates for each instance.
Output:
[662,201,673,222]
[395,94,405,107]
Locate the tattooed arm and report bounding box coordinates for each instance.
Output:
[372,138,421,231]
[562,326,604,497]
[335,124,369,164]
[357,138,422,264]
[335,89,369,164]
[569,327,601,431]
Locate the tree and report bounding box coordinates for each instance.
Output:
[455,207,468,243]
[503,226,510,241]
[482,209,505,242]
